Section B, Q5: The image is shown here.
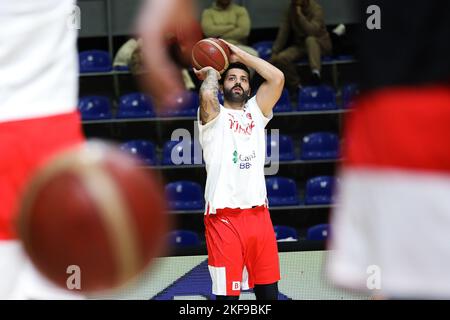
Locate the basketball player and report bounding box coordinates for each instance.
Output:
[194,40,285,300]
[1,0,199,299]
[0,0,85,299]
[327,0,450,299]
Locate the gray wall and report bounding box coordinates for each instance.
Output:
[78,0,358,38]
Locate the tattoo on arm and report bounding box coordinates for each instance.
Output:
[199,70,220,123]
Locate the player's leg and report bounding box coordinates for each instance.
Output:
[204,212,245,299]
[0,241,27,299]
[245,206,280,300]
[9,257,84,300]
[0,120,41,298]
[0,113,84,299]
[215,294,240,300]
[254,282,279,300]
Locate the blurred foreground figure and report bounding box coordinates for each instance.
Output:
[0,0,85,299]
[0,0,172,299]
[327,0,450,299]
[137,0,200,110]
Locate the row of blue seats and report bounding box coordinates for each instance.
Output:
[275,224,330,242]
[120,133,339,166]
[79,92,198,119]
[79,85,358,121]
[166,176,337,211]
[79,49,355,74]
[168,223,330,247]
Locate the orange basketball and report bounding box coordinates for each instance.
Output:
[17,141,168,293]
[191,38,231,74]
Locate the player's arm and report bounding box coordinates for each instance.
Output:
[137,0,197,109]
[194,67,221,124]
[222,40,284,117]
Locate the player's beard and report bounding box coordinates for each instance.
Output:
[223,85,250,104]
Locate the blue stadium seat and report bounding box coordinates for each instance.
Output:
[274,225,298,241]
[266,177,300,206]
[300,132,339,160]
[298,85,337,111]
[267,135,296,161]
[335,54,355,61]
[160,91,199,117]
[273,88,292,113]
[321,55,333,62]
[114,65,130,71]
[79,50,112,73]
[252,41,273,61]
[120,140,157,165]
[168,230,201,247]
[306,224,330,241]
[116,93,155,118]
[162,140,202,166]
[305,176,336,205]
[342,83,359,109]
[166,181,204,210]
[78,96,112,120]
[218,91,224,105]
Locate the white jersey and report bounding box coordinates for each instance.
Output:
[0,0,78,123]
[198,97,272,213]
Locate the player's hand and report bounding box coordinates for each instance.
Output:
[220,39,247,63]
[137,0,198,110]
[193,67,221,81]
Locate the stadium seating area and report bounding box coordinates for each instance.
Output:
[78,88,355,121]
[168,223,331,248]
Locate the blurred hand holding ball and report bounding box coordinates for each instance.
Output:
[17,141,168,293]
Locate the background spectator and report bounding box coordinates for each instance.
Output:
[271,0,332,99]
[201,0,258,57]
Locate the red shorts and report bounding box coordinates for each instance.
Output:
[0,111,84,240]
[204,205,280,296]
[344,85,450,173]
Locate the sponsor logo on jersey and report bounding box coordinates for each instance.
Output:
[233,150,256,169]
[227,113,255,136]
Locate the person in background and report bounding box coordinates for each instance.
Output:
[126,39,197,91]
[113,38,141,70]
[270,0,332,100]
[201,0,258,57]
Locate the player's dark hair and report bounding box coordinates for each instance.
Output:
[220,62,251,84]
